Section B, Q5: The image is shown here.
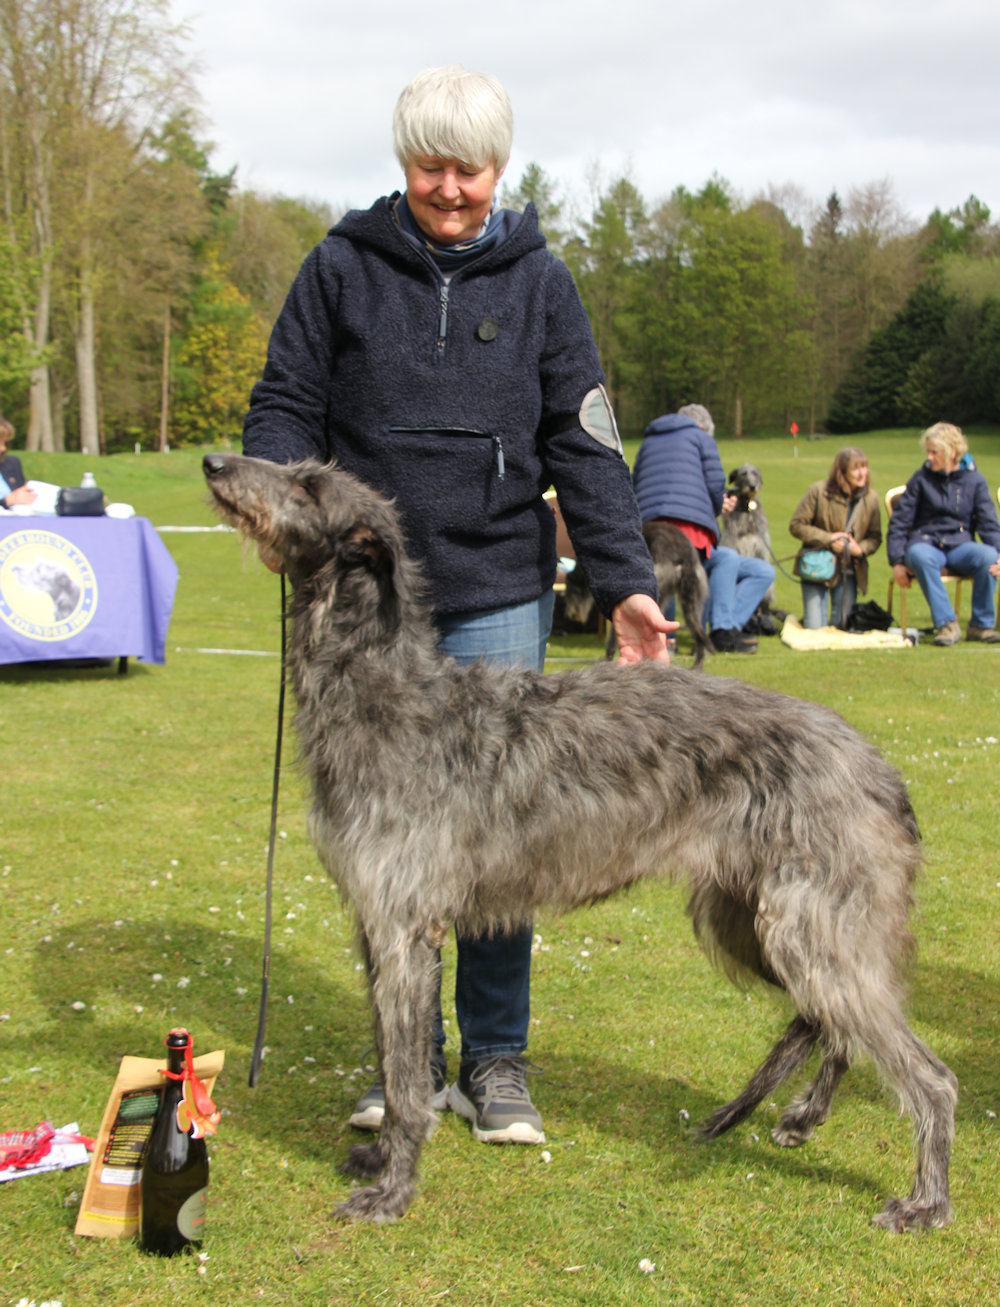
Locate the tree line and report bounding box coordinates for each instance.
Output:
[2,0,999,454]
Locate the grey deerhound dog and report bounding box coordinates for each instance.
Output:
[719,462,782,621]
[563,520,714,669]
[204,452,956,1232]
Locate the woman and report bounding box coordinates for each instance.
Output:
[242,67,669,1147]
[886,422,1000,645]
[0,416,37,510]
[789,447,881,629]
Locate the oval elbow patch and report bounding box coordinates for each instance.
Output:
[579,385,623,454]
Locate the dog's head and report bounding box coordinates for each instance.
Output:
[203,454,418,638]
[727,463,763,506]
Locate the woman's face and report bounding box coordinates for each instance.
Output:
[404,155,504,246]
[925,443,957,472]
[846,461,869,490]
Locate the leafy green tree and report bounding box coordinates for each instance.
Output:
[501,162,567,256]
[568,175,649,429]
[827,279,955,432]
[219,190,336,326]
[170,249,267,445]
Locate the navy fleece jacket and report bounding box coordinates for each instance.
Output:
[242,195,656,617]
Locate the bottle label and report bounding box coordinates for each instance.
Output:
[176,1187,207,1240]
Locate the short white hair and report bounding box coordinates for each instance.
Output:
[678,403,715,438]
[393,65,513,171]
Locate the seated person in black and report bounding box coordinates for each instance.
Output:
[0,416,37,510]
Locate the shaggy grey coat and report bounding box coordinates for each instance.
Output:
[204,452,957,1233]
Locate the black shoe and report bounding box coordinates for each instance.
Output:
[711,628,758,654]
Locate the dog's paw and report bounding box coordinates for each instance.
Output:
[872,1196,953,1232]
[771,1120,813,1148]
[336,1183,412,1224]
[340,1142,385,1179]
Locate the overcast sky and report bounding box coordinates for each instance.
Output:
[175,0,1000,230]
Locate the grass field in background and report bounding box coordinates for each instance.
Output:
[2,432,999,1305]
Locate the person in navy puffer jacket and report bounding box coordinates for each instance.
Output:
[242,65,672,1151]
[886,421,1000,645]
[632,404,775,653]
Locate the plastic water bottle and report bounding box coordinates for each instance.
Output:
[80,471,97,489]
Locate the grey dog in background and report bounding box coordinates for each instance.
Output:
[718,462,782,620]
[204,452,956,1232]
[564,519,714,669]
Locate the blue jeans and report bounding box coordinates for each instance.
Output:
[904,541,999,629]
[430,589,554,1062]
[704,546,775,631]
[801,574,857,629]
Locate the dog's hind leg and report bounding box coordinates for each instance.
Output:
[338,928,440,1223]
[677,563,713,670]
[862,1022,957,1231]
[772,1046,850,1147]
[698,1015,821,1139]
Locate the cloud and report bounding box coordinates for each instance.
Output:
[180,0,1000,223]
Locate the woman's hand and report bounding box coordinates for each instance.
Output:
[892,563,912,589]
[611,593,676,664]
[830,532,850,555]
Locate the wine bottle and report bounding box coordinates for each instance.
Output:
[139,1028,217,1255]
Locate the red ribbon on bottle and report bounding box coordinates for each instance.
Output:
[159,1032,221,1139]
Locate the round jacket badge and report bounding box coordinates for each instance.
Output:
[0,528,99,642]
[476,317,499,342]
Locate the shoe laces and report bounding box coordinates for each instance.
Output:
[467,1053,542,1100]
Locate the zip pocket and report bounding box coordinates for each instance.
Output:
[387,427,505,479]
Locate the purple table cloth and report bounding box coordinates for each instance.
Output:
[0,516,179,665]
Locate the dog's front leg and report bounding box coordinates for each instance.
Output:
[337,927,439,1223]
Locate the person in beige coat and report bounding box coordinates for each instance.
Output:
[789,447,882,628]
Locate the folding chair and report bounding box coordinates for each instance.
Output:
[885,485,964,631]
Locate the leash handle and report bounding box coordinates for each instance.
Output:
[249,573,287,1088]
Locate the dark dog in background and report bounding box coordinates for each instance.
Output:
[204,452,957,1232]
[564,520,714,669]
[718,462,784,627]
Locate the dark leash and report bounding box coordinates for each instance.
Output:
[733,503,800,583]
[249,572,287,1089]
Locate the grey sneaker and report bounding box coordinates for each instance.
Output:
[966,625,1000,644]
[932,620,962,646]
[448,1054,545,1144]
[348,1053,449,1131]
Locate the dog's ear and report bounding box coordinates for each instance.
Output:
[728,468,738,481]
[343,523,392,574]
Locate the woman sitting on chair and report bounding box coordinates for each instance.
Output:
[886,422,1000,645]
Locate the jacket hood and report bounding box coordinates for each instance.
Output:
[330,195,545,271]
[644,413,705,438]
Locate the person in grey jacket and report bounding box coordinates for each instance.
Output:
[242,66,670,1147]
[886,422,1000,645]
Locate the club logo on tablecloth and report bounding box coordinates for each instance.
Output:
[0,528,99,641]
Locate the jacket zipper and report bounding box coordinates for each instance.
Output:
[437,283,449,350]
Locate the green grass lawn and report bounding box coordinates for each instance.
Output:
[2,433,1000,1305]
